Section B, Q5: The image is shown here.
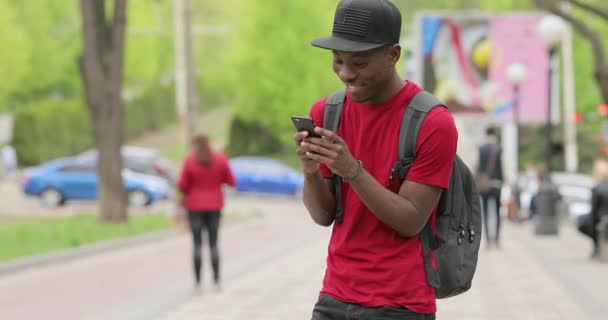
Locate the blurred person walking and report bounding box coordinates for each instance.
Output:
[1,144,17,178]
[578,159,608,259]
[177,134,235,291]
[528,164,546,220]
[476,127,504,248]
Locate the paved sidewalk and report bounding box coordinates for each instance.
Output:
[159,219,607,320]
[438,223,594,320]
[0,197,317,320]
[159,231,328,320]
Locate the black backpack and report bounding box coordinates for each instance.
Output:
[323,90,482,299]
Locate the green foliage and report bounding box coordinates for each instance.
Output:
[0,1,31,109]
[124,0,174,88]
[393,0,533,18]
[8,0,81,105]
[567,5,608,110]
[124,85,177,137]
[518,124,599,174]
[226,116,284,156]
[224,0,340,154]
[12,99,93,166]
[1,0,606,172]
[13,85,176,166]
[191,0,248,108]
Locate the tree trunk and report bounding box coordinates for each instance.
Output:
[79,0,128,222]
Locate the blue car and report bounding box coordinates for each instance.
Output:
[22,157,170,207]
[229,157,304,196]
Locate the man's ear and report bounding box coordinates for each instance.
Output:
[386,44,401,65]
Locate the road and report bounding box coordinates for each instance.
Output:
[0,196,329,320]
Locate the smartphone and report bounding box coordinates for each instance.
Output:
[291,116,321,138]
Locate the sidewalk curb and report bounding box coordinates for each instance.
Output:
[0,229,180,278]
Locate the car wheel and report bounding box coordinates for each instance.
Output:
[129,189,151,207]
[40,188,64,207]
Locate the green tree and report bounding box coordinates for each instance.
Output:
[9,0,81,104]
[533,0,608,105]
[124,0,174,89]
[225,0,340,155]
[0,1,31,110]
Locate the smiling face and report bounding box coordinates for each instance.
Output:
[332,45,401,105]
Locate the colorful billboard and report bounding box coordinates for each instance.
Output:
[412,12,549,123]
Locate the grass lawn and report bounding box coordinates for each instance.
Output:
[0,213,171,263]
[0,210,252,263]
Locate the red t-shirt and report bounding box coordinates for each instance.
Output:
[309,81,458,314]
[177,152,236,211]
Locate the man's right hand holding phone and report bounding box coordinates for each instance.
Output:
[294,130,321,175]
[293,122,339,227]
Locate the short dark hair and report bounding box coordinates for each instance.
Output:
[485,127,497,136]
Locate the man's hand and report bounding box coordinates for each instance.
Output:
[295,128,338,227]
[294,130,320,175]
[300,127,359,179]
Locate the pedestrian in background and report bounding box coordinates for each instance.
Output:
[578,159,608,259]
[177,134,235,292]
[1,144,17,178]
[528,164,546,221]
[476,127,504,249]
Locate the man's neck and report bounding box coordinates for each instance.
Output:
[369,73,406,105]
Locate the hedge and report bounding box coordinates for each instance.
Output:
[13,86,176,166]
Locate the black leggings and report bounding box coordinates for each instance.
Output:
[482,189,502,245]
[187,211,221,284]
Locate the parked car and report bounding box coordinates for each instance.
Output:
[77,146,177,184]
[22,157,169,207]
[511,171,593,222]
[229,157,304,196]
[551,172,594,221]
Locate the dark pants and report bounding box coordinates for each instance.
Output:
[187,211,221,284]
[577,213,599,256]
[311,294,435,320]
[482,188,502,245]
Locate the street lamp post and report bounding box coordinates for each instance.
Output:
[535,15,567,235]
[506,63,527,221]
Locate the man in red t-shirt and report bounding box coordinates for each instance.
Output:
[294,1,457,319]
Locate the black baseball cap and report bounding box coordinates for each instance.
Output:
[311,0,402,53]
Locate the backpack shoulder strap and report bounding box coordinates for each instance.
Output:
[323,90,346,133]
[391,91,446,184]
[399,91,446,160]
[323,90,346,223]
[397,90,446,290]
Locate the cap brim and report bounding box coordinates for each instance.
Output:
[311,36,385,53]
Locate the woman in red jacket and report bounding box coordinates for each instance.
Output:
[177,134,235,291]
